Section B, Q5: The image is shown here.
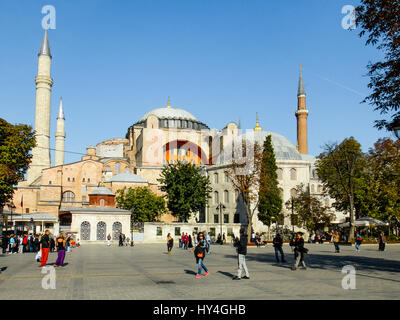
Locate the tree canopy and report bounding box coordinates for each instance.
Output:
[316,137,365,241]
[355,0,400,129]
[157,161,212,222]
[115,186,166,222]
[285,184,334,233]
[0,118,36,212]
[257,135,282,227]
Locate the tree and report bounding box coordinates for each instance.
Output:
[258,135,282,227]
[115,186,166,222]
[355,1,400,130]
[315,137,366,242]
[157,161,212,222]
[0,118,36,214]
[227,138,263,239]
[365,138,400,222]
[285,185,334,233]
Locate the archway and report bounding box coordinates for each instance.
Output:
[163,140,208,165]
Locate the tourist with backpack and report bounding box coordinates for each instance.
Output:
[194,232,209,278]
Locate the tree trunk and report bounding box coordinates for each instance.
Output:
[245,202,252,243]
[348,194,355,243]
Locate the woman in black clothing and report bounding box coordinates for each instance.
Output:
[291,232,308,270]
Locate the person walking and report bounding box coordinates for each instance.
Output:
[107,234,111,246]
[179,232,184,248]
[119,233,123,247]
[18,235,24,254]
[188,234,193,249]
[34,234,40,252]
[378,233,386,251]
[2,235,9,254]
[65,235,71,252]
[194,233,209,278]
[205,232,211,254]
[273,233,286,263]
[355,234,362,252]
[50,235,56,253]
[166,233,174,254]
[331,232,340,253]
[232,228,250,280]
[40,230,51,268]
[291,232,308,270]
[192,232,197,247]
[54,234,66,267]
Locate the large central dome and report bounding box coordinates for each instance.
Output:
[139,107,198,122]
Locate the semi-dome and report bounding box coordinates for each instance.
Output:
[105,173,147,183]
[236,131,303,161]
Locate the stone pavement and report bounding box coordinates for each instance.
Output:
[0,242,399,300]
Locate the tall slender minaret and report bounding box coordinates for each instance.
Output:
[295,64,308,154]
[27,28,54,183]
[55,97,65,166]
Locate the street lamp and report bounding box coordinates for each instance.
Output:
[216,203,226,243]
[7,203,15,234]
[388,118,400,140]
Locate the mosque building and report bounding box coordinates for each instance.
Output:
[7,30,348,242]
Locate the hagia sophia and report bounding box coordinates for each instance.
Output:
[6,30,347,242]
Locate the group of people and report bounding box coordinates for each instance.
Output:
[1,231,79,269]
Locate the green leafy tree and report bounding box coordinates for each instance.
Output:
[364,138,400,222]
[115,186,166,222]
[258,135,282,227]
[355,1,400,130]
[0,118,36,214]
[315,137,366,242]
[158,161,212,222]
[285,185,334,233]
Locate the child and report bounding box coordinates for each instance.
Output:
[76,238,80,248]
[193,232,209,278]
[71,239,76,248]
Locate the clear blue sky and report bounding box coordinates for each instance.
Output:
[0,0,390,164]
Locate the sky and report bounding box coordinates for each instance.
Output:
[0,0,392,164]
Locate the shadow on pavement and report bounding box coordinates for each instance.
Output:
[224,251,400,274]
[217,271,234,278]
[184,269,196,275]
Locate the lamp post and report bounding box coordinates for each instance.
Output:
[388,118,400,141]
[216,203,226,242]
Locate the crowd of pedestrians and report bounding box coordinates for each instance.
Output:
[1,231,79,269]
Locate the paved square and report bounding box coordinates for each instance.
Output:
[0,243,399,300]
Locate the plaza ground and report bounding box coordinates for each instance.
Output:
[0,242,399,300]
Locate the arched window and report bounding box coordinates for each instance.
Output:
[112,222,122,240]
[100,199,105,207]
[214,191,219,204]
[277,168,283,180]
[224,190,229,203]
[80,221,90,241]
[290,188,297,198]
[114,163,120,175]
[62,191,75,202]
[224,172,229,183]
[311,185,315,193]
[214,173,219,184]
[124,166,130,174]
[96,221,106,240]
[290,168,297,181]
[318,185,323,193]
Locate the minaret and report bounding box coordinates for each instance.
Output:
[295,64,309,154]
[55,97,65,166]
[27,28,54,183]
[254,112,262,131]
